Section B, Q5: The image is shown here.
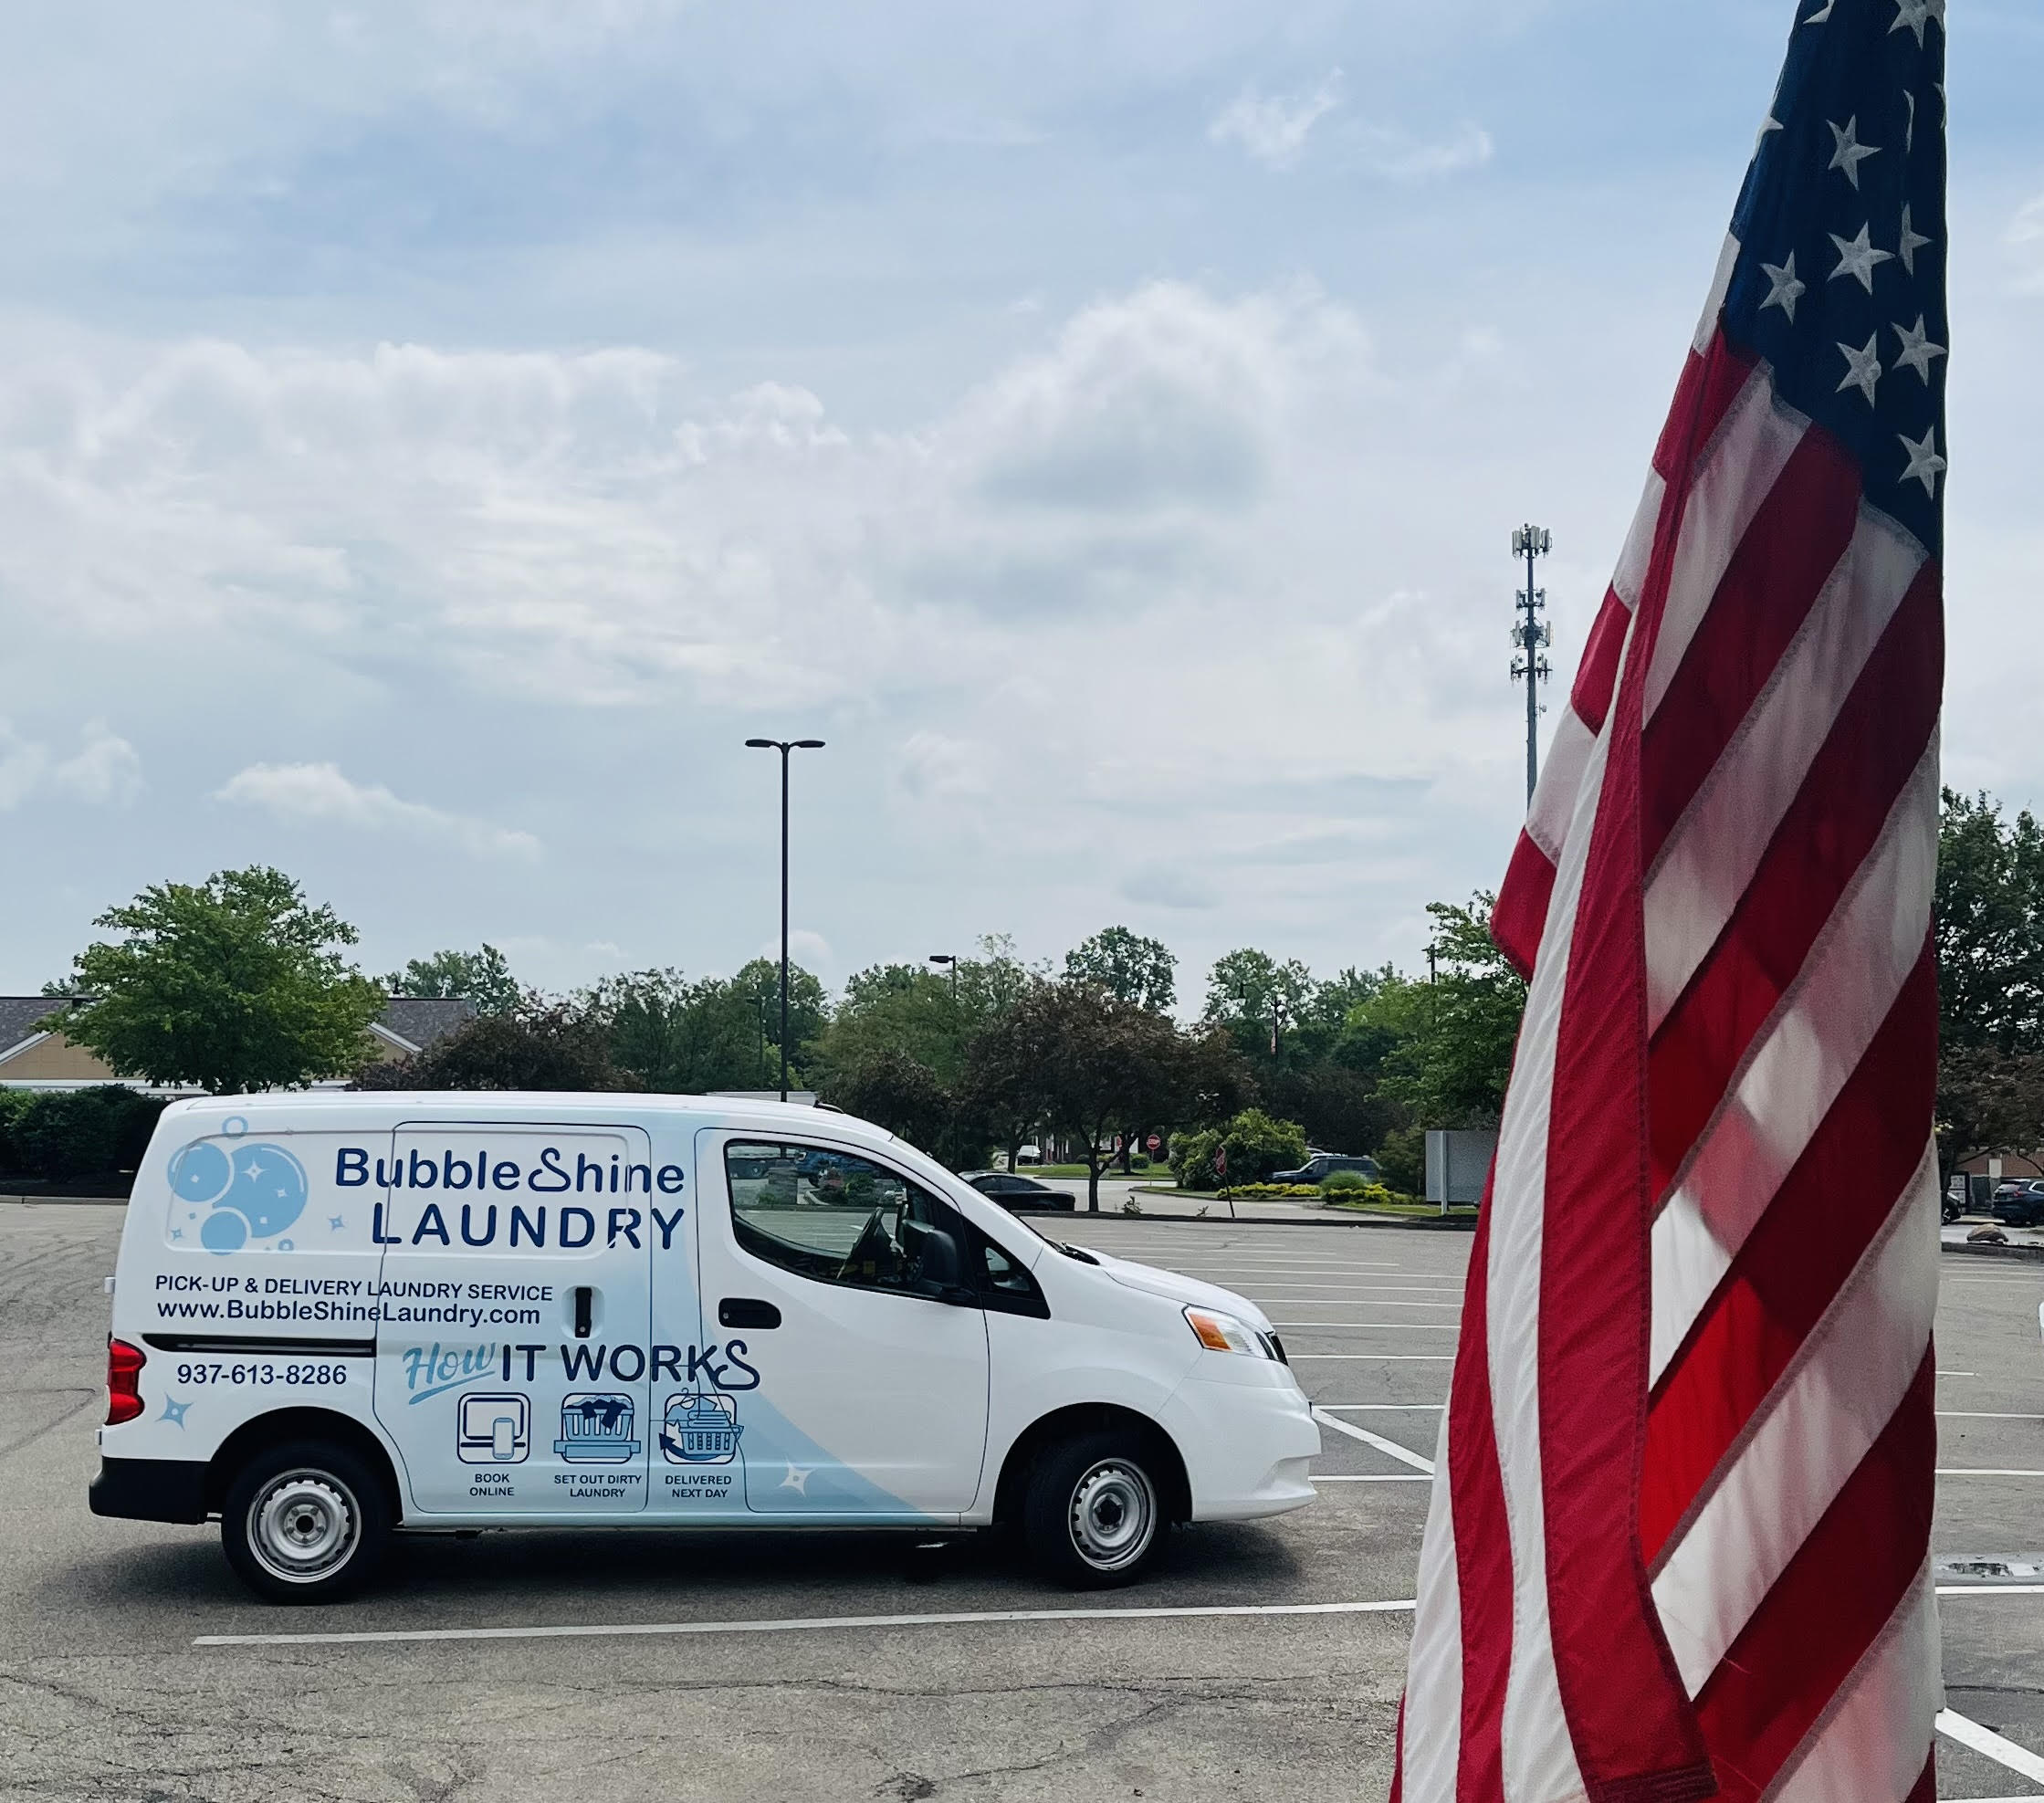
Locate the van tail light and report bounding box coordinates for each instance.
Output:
[106,1337,145,1425]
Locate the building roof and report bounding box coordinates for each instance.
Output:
[377,996,477,1053]
[0,994,477,1061]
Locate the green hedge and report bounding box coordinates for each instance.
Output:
[0,1086,171,1182]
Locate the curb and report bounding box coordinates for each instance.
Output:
[5,1193,129,1208]
[1941,1239,2044,1264]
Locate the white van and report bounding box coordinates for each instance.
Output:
[90,1092,1319,1600]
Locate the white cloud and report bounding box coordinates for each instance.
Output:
[1359,121,1494,182]
[53,721,143,805]
[1208,71,1345,170]
[895,731,992,802]
[214,762,540,860]
[0,718,140,809]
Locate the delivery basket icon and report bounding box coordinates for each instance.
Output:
[554,1392,642,1462]
[660,1391,743,1466]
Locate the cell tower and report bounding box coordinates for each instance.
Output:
[1510,524,1553,805]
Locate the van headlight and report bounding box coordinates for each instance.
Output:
[1184,1305,1275,1358]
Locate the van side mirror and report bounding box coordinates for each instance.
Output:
[914,1229,975,1305]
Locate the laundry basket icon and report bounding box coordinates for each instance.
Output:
[660,1391,743,1466]
[554,1393,642,1462]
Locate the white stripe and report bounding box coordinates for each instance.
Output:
[194,1598,1421,1649]
[1652,1145,1937,1693]
[1289,1355,1455,1362]
[1525,705,1596,863]
[1938,1585,2044,1595]
[1693,232,1742,354]
[1769,1562,1940,1803]
[1641,369,1810,723]
[1613,469,1669,614]
[1937,1710,2044,1784]
[1316,1404,1446,1412]
[1644,503,1927,1031]
[1313,1407,1436,1473]
[1487,625,1622,1803]
[1316,1474,1433,1484]
[1649,744,1939,1380]
[1399,1406,1464,1803]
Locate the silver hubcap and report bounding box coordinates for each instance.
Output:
[1068,1459,1157,1571]
[249,1472,358,1585]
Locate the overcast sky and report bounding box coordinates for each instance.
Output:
[0,1,2036,1005]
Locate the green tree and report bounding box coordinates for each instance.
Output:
[1203,949,1315,1060]
[816,937,1033,1095]
[1378,895,1527,1129]
[583,960,825,1095]
[827,1047,952,1155]
[1935,790,2044,1180]
[384,945,521,1015]
[50,867,385,1095]
[353,1001,634,1092]
[1064,926,1178,1012]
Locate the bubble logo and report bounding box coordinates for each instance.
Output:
[169,1138,309,1254]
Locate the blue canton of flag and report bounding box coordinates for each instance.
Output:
[1725,0,1947,555]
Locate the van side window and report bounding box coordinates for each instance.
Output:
[724,1141,969,1299]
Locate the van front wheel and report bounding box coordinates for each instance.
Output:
[1022,1431,1165,1588]
[222,1440,391,1604]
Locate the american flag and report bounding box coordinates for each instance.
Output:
[1395,5,1947,1800]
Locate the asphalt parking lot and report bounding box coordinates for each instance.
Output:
[5,1205,2042,1802]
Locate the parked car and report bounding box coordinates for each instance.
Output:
[1992,1179,2044,1228]
[1270,1152,1381,1186]
[960,1170,1076,1213]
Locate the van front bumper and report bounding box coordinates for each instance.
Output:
[89,1456,209,1525]
[1165,1372,1322,1522]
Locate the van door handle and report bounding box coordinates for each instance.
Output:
[573,1287,593,1338]
[718,1298,781,1330]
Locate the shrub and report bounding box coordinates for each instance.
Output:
[6,1086,172,1181]
[1220,1108,1309,1186]
[1321,1168,1371,1194]
[0,1089,36,1172]
[1169,1127,1221,1190]
[1375,1125,1425,1196]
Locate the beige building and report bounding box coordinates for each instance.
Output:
[0,997,476,1094]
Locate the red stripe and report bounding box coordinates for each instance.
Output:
[1688,1352,1936,1801]
[1655,341,1756,487]
[1902,1748,1937,1803]
[1447,1182,1513,1803]
[1645,564,1944,1202]
[1640,426,1865,869]
[1536,405,1711,1803]
[1389,1699,1406,1803]
[1494,830,1557,981]
[1640,944,1936,1560]
[1572,593,1632,733]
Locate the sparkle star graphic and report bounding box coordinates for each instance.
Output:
[329,1214,347,1232]
[244,1159,265,1181]
[160,1397,191,1428]
[1760,253,1807,323]
[1899,205,1933,278]
[169,1228,183,1242]
[1829,225,1893,293]
[779,1465,814,1494]
[1892,316,1946,383]
[1826,118,1880,189]
[1835,334,1883,406]
[1898,425,1946,498]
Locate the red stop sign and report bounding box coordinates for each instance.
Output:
[1146,1133,1161,1153]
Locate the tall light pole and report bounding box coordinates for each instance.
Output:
[745,737,825,1102]
[928,953,958,1006]
[1510,525,1553,805]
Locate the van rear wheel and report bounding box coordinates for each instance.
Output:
[1022,1430,1165,1588]
[222,1440,391,1604]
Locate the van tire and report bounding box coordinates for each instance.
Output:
[1022,1430,1165,1588]
[221,1440,391,1604]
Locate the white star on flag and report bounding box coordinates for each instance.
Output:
[1835,334,1883,404]
[1891,0,1939,46]
[1803,0,1835,21]
[1892,316,1946,383]
[1829,224,1893,292]
[1900,204,1933,276]
[1760,253,1807,322]
[1898,425,1946,496]
[1826,118,1880,188]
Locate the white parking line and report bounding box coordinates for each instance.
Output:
[1251,1300,1462,1310]
[1313,1408,1435,1473]
[1937,1469,2044,1478]
[1272,1322,1463,1332]
[1939,1585,2044,1597]
[194,1598,1423,1649]
[1315,1474,1433,1484]
[1315,1404,1446,1412]
[1940,1412,2044,1420]
[1939,1370,1980,1378]
[1289,1354,1456,1362]
[1938,1707,2044,1784]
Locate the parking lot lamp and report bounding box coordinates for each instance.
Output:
[745,737,826,1101]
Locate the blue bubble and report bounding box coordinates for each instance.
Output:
[222,1116,249,1137]
[201,1209,248,1253]
[169,1142,232,1204]
[225,1143,308,1240]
